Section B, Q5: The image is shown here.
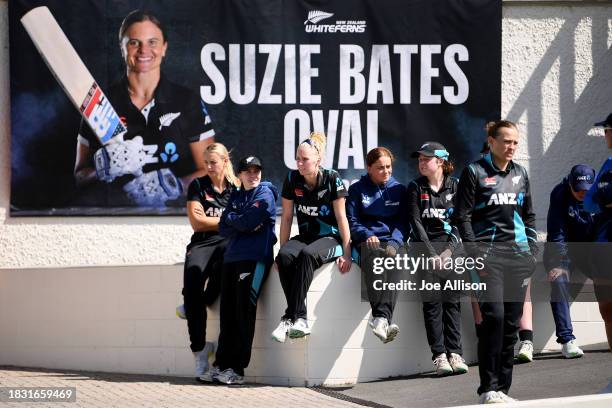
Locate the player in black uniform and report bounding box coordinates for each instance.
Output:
[181,143,238,382]
[74,10,215,208]
[407,142,467,376]
[272,132,352,342]
[453,120,537,404]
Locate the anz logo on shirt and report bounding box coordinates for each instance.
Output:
[298,204,319,216]
[422,208,447,219]
[205,207,223,217]
[297,204,330,216]
[487,192,524,206]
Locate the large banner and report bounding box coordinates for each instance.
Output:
[9,0,501,215]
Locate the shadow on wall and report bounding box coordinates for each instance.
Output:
[503,7,611,359]
[504,9,612,227]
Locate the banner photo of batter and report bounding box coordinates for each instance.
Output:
[9,0,501,215]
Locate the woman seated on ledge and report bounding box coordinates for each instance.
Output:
[272,132,352,343]
[346,147,407,344]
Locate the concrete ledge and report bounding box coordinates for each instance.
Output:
[0,262,607,386]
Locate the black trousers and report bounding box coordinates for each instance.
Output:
[476,253,534,395]
[360,246,398,321]
[182,239,226,352]
[422,279,462,359]
[215,260,270,375]
[275,236,342,321]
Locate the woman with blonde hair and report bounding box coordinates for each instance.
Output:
[272,132,352,342]
[180,142,238,382]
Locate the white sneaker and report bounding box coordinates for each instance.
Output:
[214,368,244,385]
[561,339,584,359]
[289,318,311,338]
[449,353,468,374]
[497,391,518,402]
[193,341,215,377]
[517,340,533,363]
[198,366,219,383]
[433,353,453,376]
[479,390,505,404]
[176,304,186,319]
[271,319,293,343]
[370,317,389,343]
[385,323,400,343]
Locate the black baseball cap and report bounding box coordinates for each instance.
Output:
[411,141,449,159]
[237,156,263,172]
[594,112,612,128]
[569,164,595,192]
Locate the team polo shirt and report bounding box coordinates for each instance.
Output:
[453,153,537,254]
[407,175,460,256]
[281,169,347,239]
[78,75,215,178]
[187,175,234,245]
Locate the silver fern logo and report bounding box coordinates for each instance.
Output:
[158,112,181,130]
[304,10,334,25]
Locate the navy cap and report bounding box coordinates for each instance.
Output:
[594,112,612,128]
[569,164,595,192]
[238,156,263,172]
[411,141,449,159]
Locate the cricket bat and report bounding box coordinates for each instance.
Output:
[21,6,126,145]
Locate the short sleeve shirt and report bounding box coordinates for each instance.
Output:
[281,168,347,238]
[78,75,215,178]
[187,175,234,244]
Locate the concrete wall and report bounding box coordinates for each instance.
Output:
[0,263,605,386]
[0,0,610,384]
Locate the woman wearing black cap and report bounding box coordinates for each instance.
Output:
[406,142,467,376]
[453,121,537,404]
[212,156,278,385]
[272,131,352,343]
[584,112,612,350]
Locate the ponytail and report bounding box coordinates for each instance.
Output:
[442,159,455,176]
[299,131,327,161]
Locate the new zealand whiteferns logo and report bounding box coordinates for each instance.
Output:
[304,10,334,24]
[304,10,366,33]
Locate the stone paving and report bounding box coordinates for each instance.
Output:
[0,366,361,408]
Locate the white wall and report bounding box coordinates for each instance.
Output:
[502,1,612,229]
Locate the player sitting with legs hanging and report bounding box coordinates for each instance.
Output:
[212,156,278,385]
[272,132,352,343]
[346,147,407,344]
